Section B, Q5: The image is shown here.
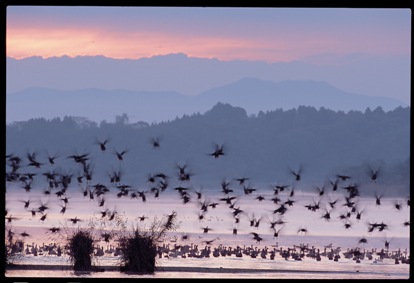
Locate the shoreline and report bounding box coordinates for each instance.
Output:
[5,264,399,275]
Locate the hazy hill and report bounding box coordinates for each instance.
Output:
[6,103,410,196]
[6,78,407,124]
[6,53,410,105]
[197,77,405,113]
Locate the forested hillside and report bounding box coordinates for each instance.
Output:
[6,103,410,196]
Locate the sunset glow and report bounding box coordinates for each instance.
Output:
[7,24,321,62]
[6,6,411,62]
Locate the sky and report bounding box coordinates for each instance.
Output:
[6,6,411,63]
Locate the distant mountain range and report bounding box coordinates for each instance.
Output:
[6,53,410,105]
[6,77,407,124]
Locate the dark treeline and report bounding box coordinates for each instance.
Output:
[6,103,410,196]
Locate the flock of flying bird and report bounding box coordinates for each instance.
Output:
[5,135,410,254]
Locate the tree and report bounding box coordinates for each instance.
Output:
[115,113,129,125]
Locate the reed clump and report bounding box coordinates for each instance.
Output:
[118,211,180,274]
[67,229,95,271]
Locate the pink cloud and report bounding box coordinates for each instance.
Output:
[6,8,411,63]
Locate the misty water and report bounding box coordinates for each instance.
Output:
[5,186,410,279]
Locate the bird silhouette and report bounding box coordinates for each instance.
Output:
[270,196,282,205]
[181,233,190,241]
[175,163,194,182]
[321,209,332,221]
[202,226,213,234]
[382,235,393,251]
[255,195,265,202]
[235,177,250,186]
[68,216,82,224]
[355,207,366,221]
[150,187,160,198]
[251,232,263,243]
[342,183,360,198]
[231,206,244,217]
[95,137,110,152]
[59,203,68,214]
[37,200,50,213]
[289,166,303,181]
[107,209,118,221]
[328,178,339,191]
[315,185,325,196]
[232,227,238,235]
[367,165,381,182]
[46,151,60,165]
[289,186,295,197]
[336,174,351,182]
[101,232,112,242]
[19,198,32,209]
[26,151,43,168]
[209,202,219,209]
[327,197,339,209]
[243,185,256,195]
[209,143,225,158]
[5,215,19,223]
[193,187,204,200]
[297,227,308,235]
[358,237,368,245]
[67,152,90,165]
[272,204,288,215]
[219,196,237,205]
[29,209,37,217]
[202,237,219,245]
[20,231,30,238]
[393,200,403,211]
[375,193,383,206]
[267,215,287,229]
[138,215,148,222]
[48,226,61,233]
[247,213,258,227]
[39,213,48,222]
[220,179,233,194]
[150,136,162,149]
[273,184,289,194]
[113,149,128,161]
[272,225,284,238]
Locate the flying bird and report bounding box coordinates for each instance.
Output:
[96,138,111,152]
[114,149,128,161]
[375,193,383,206]
[68,216,83,224]
[46,151,60,165]
[367,165,381,182]
[336,174,351,181]
[297,227,308,235]
[289,166,303,181]
[150,136,162,149]
[202,226,213,234]
[209,143,225,158]
[251,232,263,243]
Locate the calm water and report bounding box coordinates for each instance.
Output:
[5,241,411,279]
[5,185,410,279]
